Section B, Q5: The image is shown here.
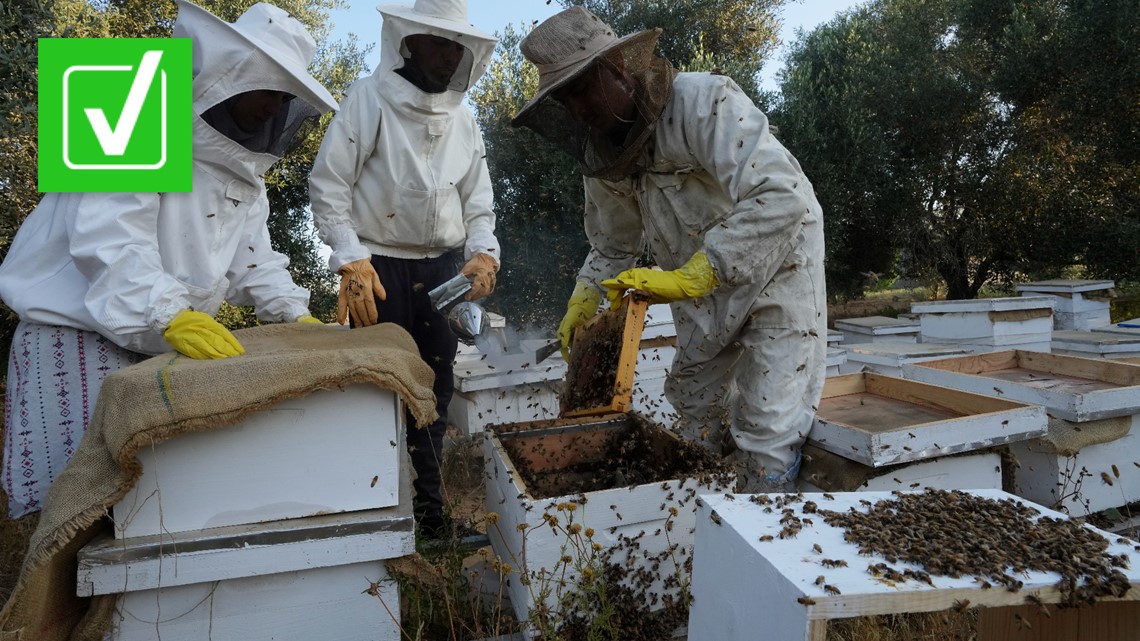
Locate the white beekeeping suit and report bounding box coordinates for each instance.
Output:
[0,0,337,518]
[308,0,499,274]
[512,7,828,491]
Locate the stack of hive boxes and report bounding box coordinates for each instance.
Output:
[79,385,412,641]
[912,296,1055,353]
[1016,279,1114,331]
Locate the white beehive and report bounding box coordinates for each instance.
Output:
[808,373,1046,468]
[827,330,843,347]
[1093,319,1140,338]
[1016,279,1114,331]
[912,296,1055,353]
[688,491,1140,641]
[834,315,919,345]
[799,449,1003,493]
[825,347,846,376]
[114,385,402,540]
[484,416,733,627]
[904,351,1140,514]
[1051,330,1140,360]
[449,347,567,437]
[839,342,971,376]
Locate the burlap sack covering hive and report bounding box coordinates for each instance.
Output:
[0,322,437,641]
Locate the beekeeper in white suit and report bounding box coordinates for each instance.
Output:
[308,0,499,538]
[513,7,828,492]
[0,0,337,518]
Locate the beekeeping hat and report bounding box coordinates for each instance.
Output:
[377,0,497,92]
[511,7,675,181]
[174,0,337,115]
[512,7,661,126]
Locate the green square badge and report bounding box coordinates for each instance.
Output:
[38,38,192,193]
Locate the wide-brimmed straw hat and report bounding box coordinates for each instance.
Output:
[174,0,337,113]
[513,7,660,124]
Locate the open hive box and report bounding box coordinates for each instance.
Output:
[903,351,1140,514]
[801,373,1046,493]
[484,293,735,628]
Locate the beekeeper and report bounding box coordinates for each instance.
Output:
[308,0,499,537]
[0,0,337,518]
[512,7,828,491]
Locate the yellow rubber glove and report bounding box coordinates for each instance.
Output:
[601,252,719,308]
[295,314,323,324]
[163,309,245,359]
[461,253,499,301]
[557,281,601,361]
[337,258,386,327]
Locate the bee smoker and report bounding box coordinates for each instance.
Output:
[427,273,487,343]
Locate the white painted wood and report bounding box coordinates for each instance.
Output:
[835,316,920,345]
[114,385,401,539]
[110,560,400,641]
[825,348,846,377]
[79,506,413,596]
[1016,280,1114,325]
[913,296,1054,346]
[1052,331,1140,359]
[799,451,1003,493]
[642,303,677,340]
[903,351,1140,422]
[808,373,1046,467]
[1015,279,1115,295]
[1009,415,1140,515]
[844,342,971,377]
[687,490,1140,641]
[827,330,843,347]
[484,422,733,626]
[631,375,678,425]
[453,352,568,393]
[1094,323,1140,338]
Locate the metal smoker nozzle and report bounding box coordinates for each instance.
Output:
[448,301,488,343]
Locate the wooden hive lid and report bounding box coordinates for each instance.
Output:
[560,292,650,418]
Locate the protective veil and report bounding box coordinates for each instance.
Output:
[0,1,336,517]
[308,0,500,270]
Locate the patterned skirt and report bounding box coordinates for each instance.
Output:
[3,321,144,518]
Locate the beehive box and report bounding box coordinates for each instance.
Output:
[827,330,843,347]
[839,342,971,377]
[912,296,1055,352]
[688,490,1140,641]
[113,384,401,539]
[1093,319,1140,338]
[834,315,920,345]
[808,372,1046,468]
[484,415,735,626]
[1016,279,1114,330]
[83,464,414,641]
[799,444,1003,493]
[904,351,1140,514]
[902,350,1140,422]
[1051,330,1140,360]
[825,347,847,376]
[449,347,567,436]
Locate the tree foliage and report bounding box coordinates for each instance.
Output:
[776,0,1139,299]
[0,0,369,354]
[471,0,787,330]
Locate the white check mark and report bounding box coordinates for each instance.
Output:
[84,50,163,157]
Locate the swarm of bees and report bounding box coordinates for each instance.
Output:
[816,488,1131,607]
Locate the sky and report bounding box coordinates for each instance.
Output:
[327,0,864,92]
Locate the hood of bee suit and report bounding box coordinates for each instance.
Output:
[376,0,497,93]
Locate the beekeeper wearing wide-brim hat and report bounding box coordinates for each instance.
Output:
[0,1,337,518]
[308,0,500,536]
[513,6,828,492]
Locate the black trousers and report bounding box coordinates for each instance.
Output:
[368,253,459,519]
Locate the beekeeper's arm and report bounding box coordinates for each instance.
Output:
[455,123,500,301]
[69,192,242,358]
[557,177,643,358]
[224,190,313,323]
[683,75,812,289]
[309,85,385,325]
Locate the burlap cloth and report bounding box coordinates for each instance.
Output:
[0,322,437,641]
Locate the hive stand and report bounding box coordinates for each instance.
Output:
[688,490,1140,641]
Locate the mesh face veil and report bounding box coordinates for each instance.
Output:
[511,13,677,181]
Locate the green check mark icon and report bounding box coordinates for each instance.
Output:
[85,50,163,157]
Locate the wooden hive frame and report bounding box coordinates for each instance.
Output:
[560,292,650,418]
